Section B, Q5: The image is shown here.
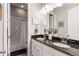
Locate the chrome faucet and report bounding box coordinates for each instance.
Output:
[61,35,70,43]
[43,34,47,40]
[61,37,66,43]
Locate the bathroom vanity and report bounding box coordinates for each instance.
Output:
[32,39,69,56]
[31,35,79,56]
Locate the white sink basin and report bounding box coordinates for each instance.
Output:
[37,38,45,41]
[52,42,71,48]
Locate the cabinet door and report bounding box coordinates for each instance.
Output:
[0,4,9,56]
[32,39,42,56]
[32,39,36,56]
[0,19,4,56]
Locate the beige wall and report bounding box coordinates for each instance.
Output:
[0,4,2,18]
[53,3,79,37]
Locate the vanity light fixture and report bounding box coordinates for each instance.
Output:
[40,7,47,15]
[40,3,63,15]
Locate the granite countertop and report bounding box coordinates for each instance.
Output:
[31,35,79,56]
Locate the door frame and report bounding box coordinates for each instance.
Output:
[2,3,10,56]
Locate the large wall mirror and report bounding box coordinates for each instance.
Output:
[49,3,79,40]
[49,12,59,36]
[49,13,54,31]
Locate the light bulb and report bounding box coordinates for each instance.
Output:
[21,5,24,8]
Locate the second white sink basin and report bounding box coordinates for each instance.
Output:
[52,42,71,48]
[37,38,45,41]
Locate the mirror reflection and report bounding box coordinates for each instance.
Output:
[49,3,79,40]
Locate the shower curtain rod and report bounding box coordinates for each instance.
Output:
[11,16,27,21]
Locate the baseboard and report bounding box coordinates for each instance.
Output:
[10,48,27,56]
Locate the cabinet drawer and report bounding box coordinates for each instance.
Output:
[42,50,54,56]
[43,44,69,56]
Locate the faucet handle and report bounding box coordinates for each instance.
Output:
[43,34,47,40]
[61,36,64,43]
[67,35,70,37]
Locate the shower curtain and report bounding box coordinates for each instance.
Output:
[10,17,27,52]
[21,20,27,48]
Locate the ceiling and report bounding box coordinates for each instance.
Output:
[10,3,28,10]
[10,3,79,13]
[54,3,79,10]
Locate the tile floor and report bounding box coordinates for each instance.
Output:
[18,53,27,56]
